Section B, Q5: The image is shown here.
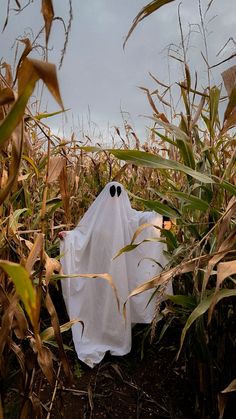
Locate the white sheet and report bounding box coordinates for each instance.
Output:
[60,181,172,367]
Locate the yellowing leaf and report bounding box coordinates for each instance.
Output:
[0,260,37,326]
[40,319,83,342]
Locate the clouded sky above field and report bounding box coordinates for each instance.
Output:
[1,0,236,141]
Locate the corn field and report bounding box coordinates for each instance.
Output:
[0,1,236,418]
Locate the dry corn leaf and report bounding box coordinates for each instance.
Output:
[41,0,54,46]
[47,156,65,183]
[217,196,236,245]
[0,125,23,203]
[0,87,15,106]
[0,294,18,356]
[28,58,63,109]
[222,65,236,95]
[207,258,236,324]
[12,306,28,339]
[123,0,176,49]
[222,378,236,393]
[203,227,236,298]
[37,344,55,385]
[25,233,44,274]
[40,318,83,342]
[10,341,25,373]
[60,272,120,311]
[45,255,61,285]
[218,377,236,419]
[217,260,236,284]
[125,254,210,307]
[1,62,13,86]
[59,161,71,224]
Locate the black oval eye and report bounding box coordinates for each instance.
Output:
[117,186,121,197]
[110,185,116,197]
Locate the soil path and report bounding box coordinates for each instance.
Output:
[44,323,195,419]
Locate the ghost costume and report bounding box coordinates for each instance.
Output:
[60,182,172,367]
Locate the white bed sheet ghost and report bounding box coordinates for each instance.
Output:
[60,182,172,367]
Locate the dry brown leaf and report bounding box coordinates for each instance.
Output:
[0,87,15,106]
[190,93,206,129]
[203,227,236,296]
[28,58,63,109]
[41,0,54,46]
[15,38,33,90]
[47,156,65,183]
[37,343,55,385]
[2,62,13,86]
[139,86,160,115]
[45,255,60,285]
[12,306,28,339]
[0,294,18,356]
[25,233,44,274]
[41,318,83,342]
[59,161,71,225]
[217,261,236,284]
[0,124,23,204]
[218,378,236,419]
[0,168,8,189]
[207,259,236,323]
[222,65,236,95]
[131,222,160,244]
[19,399,31,419]
[217,197,236,246]
[73,273,120,311]
[18,58,63,109]
[128,254,210,299]
[222,378,236,393]
[10,340,25,373]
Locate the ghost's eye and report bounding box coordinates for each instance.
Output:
[110,185,116,197]
[117,186,121,197]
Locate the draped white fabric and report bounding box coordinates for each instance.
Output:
[60,182,172,367]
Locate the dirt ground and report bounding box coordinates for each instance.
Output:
[43,321,195,419]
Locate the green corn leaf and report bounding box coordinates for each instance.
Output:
[0,77,36,147]
[178,288,236,358]
[0,260,37,326]
[34,108,69,120]
[167,294,196,309]
[22,155,39,178]
[218,180,236,196]
[129,192,180,218]
[113,237,166,260]
[209,86,220,133]
[107,149,213,184]
[8,208,30,233]
[170,191,210,211]
[161,229,178,251]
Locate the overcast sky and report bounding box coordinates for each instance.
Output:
[1,0,236,141]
